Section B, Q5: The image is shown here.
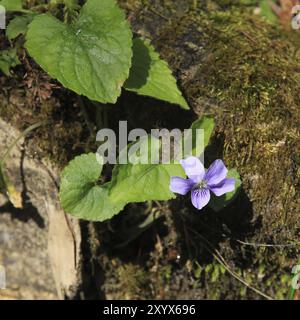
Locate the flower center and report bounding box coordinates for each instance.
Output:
[196,179,207,190]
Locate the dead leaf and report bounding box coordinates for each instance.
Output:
[6,183,23,209]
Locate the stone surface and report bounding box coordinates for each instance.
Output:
[0,119,82,300]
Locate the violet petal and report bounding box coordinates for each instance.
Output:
[209,178,235,196]
[205,159,228,185]
[191,188,210,210]
[180,156,205,183]
[170,177,195,195]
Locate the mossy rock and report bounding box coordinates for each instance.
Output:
[116,0,300,299]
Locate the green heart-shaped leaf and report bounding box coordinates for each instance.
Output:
[26,0,132,103]
[190,115,215,148]
[109,136,185,203]
[181,115,215,157]
[6,14,36,40]
[0,48,20,76]
[59,153,125,221]
[124,38,189,109]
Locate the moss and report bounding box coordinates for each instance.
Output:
[113,0,300,299]
[114,263,149,299]
[147,2,300,235]
[111,262,173,300]
[175,10,300,237]
[0,51,95,168]
[190,256,293,300]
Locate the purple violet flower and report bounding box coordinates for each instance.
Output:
[170,156,235,210]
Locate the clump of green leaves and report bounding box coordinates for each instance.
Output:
[1,1,241,222]
[59,116,241,222]
[26,0,133,104]
[3,0,188,109]
[0,48,20,76]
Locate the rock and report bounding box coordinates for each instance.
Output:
[0,119,82,299]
